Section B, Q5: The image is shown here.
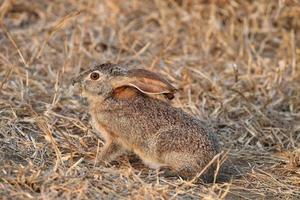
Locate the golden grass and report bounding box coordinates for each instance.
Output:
[0,0,300,199]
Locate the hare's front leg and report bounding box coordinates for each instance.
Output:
[98,142,124,164]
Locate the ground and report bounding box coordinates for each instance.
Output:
[0,0,300,199]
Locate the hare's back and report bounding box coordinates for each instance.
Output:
[136,97,220,154]
[101,96,219,152]
[134,97,218,140]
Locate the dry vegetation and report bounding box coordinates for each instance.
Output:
[0,0,300,199]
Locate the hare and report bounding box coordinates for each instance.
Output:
[72,63,221,182]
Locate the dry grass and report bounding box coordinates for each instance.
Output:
[0,0,300,199]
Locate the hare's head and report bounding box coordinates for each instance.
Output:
[72,63,176,102]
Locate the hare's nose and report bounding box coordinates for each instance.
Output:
[71,78,77,86]
[71,76,82,86]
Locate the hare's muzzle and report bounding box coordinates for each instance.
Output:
[72,78,78,86]
[72,75,83,86]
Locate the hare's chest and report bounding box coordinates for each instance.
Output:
[90,112,112,142]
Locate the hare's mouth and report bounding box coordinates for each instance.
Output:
[72,68,93,85]
[72,76,82,86]
[70,78,84,98]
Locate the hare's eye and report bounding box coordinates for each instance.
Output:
[90,72,100,80]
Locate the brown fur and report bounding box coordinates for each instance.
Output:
[73,63,221,182]
[127,69,176,92]
[113,87,138,100]
[111,70,176,100]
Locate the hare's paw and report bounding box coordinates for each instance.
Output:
[141,158,166,169]
[159,167,179,178]
[97,142,125,164]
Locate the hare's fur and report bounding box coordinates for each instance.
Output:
[75,64,221,181]
[90,88,220,180]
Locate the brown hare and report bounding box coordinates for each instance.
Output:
[72,63,221,182]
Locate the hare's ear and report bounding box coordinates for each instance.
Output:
[112,69,177,100]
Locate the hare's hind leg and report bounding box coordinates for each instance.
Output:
[172,159,217,182]
[171,158,217,182]
[98,142,125,164]
[167,159,211,181]
[164,153,198,179]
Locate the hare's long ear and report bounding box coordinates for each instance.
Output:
[112,69,177,100]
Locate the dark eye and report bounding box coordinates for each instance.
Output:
[90,72,100,80]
